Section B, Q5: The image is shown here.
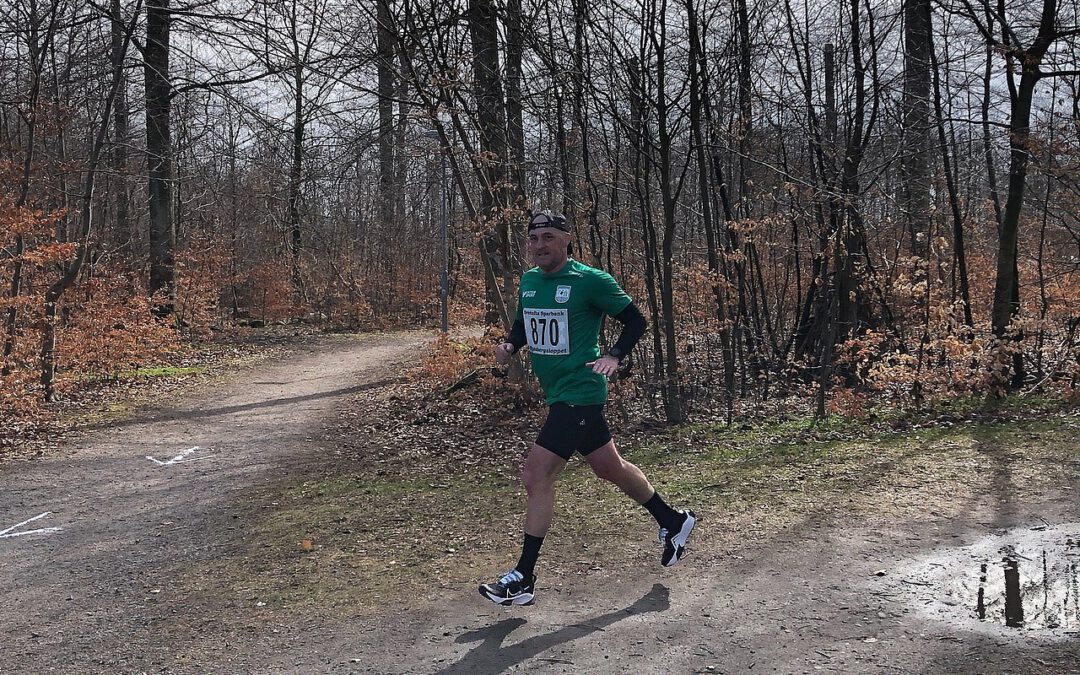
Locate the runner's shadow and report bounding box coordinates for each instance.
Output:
[435,583,669,675]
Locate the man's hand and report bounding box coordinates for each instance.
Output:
[495,342,516,366]
[586,355,620,378]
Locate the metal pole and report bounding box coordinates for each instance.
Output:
[439,150,449,333]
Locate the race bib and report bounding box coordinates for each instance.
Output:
[523,308,569,355]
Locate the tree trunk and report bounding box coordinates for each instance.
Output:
[111,0,131,253]
[902,0,933,399]
[735,0,752,214]
[288,60,305,298]
[929,25,974,328]
[653,5,684,423]
[815,0,875,415]
[687,0,734,423]
[991,0,1061,388]
[145,0,174,313]
[468,0,516,326]
[569,0,604,265]
[504,0,527,207]
[376,0,395,307]
[980,5,1003,229]
[901,0,932,258]
[835,0,872,342]
[627,55,666,402]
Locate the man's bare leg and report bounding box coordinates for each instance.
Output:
[583,440,655,502]
[479,444,566,605]
[522,444,568,536]
[585,440,697,567]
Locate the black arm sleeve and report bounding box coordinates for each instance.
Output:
[610,302,646,357]
[507,317,527,353]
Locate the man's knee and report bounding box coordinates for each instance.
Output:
[522,448,564,495]
[522,465,553,495]
[589,455,628,484]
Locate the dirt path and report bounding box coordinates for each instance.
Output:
[0,332,428,674]
[2,333,1077,674]
[341,478,1079,675]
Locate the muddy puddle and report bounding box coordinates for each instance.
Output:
[898,523,1080,636]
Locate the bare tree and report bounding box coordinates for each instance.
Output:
[376,0,396,286]
[110,0,132,254]
[41,1,143,399]
[902,0,932,259]
[468,0,521,326]
[954,0,1080,387]
[1,0,60,377]
[145,0,175,312]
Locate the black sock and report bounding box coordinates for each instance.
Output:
[641,491,680,530]
[515,533,544,579]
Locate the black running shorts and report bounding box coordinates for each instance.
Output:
[534,402,612,460]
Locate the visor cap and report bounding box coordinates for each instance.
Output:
[527,210,570,233]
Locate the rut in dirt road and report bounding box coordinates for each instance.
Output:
[0,332,429,674]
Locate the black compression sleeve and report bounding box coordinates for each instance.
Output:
[507,317,527,353]
[611,303,646,357]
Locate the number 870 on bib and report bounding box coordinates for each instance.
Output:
[523,308,570,355]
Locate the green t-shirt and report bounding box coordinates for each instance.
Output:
[516,258,632,405]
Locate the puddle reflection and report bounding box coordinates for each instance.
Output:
[972,538,1079,630]
[902,523,1080,635]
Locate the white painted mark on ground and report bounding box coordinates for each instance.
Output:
[0,512,62,539]
[146,446,213,466]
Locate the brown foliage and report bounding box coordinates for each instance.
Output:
[175,231,237,337]
[1,157,179,443]
[55,270,180,382]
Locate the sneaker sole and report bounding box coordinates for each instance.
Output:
[479,588,535,606]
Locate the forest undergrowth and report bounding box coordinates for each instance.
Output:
[4,321,1078,462]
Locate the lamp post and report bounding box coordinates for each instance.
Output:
[424,130,449,333]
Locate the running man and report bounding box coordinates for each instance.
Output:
[479,210,696,606]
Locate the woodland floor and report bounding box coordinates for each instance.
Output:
[0,329,1078,674]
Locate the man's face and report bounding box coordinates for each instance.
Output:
[527,227,570,271]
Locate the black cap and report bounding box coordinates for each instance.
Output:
[527,210,570,233]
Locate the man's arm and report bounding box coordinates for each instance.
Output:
[607,302,646,361]
[588,302,646,377]
[495,317,527,365]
